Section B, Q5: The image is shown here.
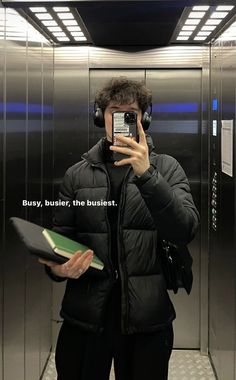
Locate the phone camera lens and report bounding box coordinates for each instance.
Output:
[125,112,135,123]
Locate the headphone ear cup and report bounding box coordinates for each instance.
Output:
[93,107,105,128]
[141,112,152,131]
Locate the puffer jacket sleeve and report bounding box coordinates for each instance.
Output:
[133,154,200,245]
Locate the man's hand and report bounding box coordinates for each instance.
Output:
[109,120,150,176]
[39,249,94,279]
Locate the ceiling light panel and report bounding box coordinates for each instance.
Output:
[176,36,189,40]
[62,20,78,26]
[185,19,201,25]
[53,7,70,12]
[41,20,58,26]
[205,19,222,25]
[35,13,52,20]
[188,12,206,18]
[66,26,81,31]
[57,13,75,20]
[182,25,197,30]
[27,6,91,45]
[216,6,234,11]
[173,4,235,44]
[210,12,229,19]
[29,7,47,13]
[193,6,210,11]
[73,36,87,41]
[201,25,217,31]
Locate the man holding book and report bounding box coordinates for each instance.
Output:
[41,77,199,380]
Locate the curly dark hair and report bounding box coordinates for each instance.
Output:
[95,77,152,113]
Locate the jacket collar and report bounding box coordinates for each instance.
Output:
[82,134,155,165]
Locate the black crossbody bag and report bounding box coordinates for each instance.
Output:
[160,240,193,294]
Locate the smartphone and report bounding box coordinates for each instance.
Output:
[112,111,137,162]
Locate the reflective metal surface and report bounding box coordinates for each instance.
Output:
[0,8,53,380]
[146,69,201,348]
[0,6,4,380]
[89,46,204,69]
[53,45,89,348]
[209,22,236,380]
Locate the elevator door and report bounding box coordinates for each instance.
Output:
[89,69,201,348]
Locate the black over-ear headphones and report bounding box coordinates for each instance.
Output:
[93,103,152,131]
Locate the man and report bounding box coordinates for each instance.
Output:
[41,77,199,380]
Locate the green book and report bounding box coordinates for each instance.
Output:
[42,229,104,271]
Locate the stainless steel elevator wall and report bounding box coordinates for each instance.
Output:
[0,8,53,380]
[208,28,236,380]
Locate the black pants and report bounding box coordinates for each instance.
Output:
[55,285,174,380]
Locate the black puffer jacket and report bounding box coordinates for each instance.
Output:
[51,136,199,334]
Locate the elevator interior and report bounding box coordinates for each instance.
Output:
[0,1,236,379]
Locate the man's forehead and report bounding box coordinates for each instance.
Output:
[107,101,140,110]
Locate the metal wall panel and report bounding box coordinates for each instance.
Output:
[0,9,53,380]
[200,46,210,355]
[40,41,54,373]
[209,34,236,380]
[3,9,27,380]
[146,69,201,348]
[25,38,42,380]
[0,6,4,380]
[53,45,89,349]
[89,46,204,68]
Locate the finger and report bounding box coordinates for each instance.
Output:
[66,250,83,266]
[38,258,57,267]
[74,250,94,267]
[114,157,135,166]
[110,145,137,156]
[71,253,94,278]
[137,120,147,145]
[113,134,139,149]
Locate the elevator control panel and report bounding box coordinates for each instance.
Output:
[211,171,218,231]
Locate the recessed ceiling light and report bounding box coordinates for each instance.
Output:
[53,7,70,12]
[189,12,206,18]
[205,19,222,25]
[70,32,84,37]
[210,12,228,19]
[179,31,192,36]
[216,6,234,11]
[193,6,210,11]
[56,37,70,41]
[41,20,58,26]
[197,31,211,36]
[185,19,201,25]
[66,26,81,32]
[194,36,207,40]
[73,36,87,41]
[47,26,62,32]
[62,20,78,26]
[177,36,189,40]
[35,13,53,20]
[201,25,217,31]
[29,7,47,12]
[57,12,74,20]
[182,25,196,31]
[52,32,66,37]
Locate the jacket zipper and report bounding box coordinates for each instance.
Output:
[117,166,132,334]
